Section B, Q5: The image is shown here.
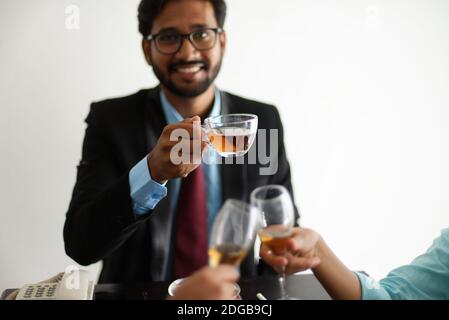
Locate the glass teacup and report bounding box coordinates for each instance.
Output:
[202,114,258,157]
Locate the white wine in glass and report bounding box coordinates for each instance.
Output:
[208,243,248,268]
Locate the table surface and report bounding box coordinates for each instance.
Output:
[2,274,332,300]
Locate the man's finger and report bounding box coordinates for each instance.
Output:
[166,121,202,141]
[168,140,203,164]
[165,124,195,141]
[182,116,200,123]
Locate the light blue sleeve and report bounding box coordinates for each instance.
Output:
[355,272,392,300]
[128,156,168,216]
[356,228,449,300]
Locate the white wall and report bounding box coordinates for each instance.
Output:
[1,0,448,291]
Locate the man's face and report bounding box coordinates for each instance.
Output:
[143,0,226,98]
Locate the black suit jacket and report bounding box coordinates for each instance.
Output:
[64,86,298,283]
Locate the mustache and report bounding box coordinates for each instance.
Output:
[169,60,209,72]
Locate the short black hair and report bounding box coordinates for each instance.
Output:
[138,0,227,38]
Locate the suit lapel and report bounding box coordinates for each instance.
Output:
[143,87,166,151]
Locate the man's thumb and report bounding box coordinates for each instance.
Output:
[183,116,201,123]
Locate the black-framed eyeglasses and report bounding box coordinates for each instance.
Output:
[146,27,223,55]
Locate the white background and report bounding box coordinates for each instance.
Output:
[1,0,448,292]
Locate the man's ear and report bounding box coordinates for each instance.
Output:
[142,39,152,66]
[219,30,227,55]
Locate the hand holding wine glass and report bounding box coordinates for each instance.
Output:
[259,227,321,276]
[251,185,298,300]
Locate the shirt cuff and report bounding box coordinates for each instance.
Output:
[129,156,167,216]
[355,272,391,300]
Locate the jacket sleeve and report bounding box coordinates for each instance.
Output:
[63,103,147,266]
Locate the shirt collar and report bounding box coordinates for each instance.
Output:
[159,87,222,125]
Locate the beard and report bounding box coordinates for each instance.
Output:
[151,58,222,98]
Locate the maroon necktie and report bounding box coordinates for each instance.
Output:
[173,165,208,279]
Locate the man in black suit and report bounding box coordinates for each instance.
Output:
[64,0,298,283]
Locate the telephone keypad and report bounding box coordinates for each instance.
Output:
[18,283,59,299]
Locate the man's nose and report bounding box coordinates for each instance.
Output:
[175,37,200,60]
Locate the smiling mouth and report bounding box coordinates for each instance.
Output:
[176,65,203,73]
[171,62,207,74]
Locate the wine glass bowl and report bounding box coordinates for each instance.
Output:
[208,199,262,268]
[258,224,293,256]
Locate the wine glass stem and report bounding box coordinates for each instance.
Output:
[279,266,289,299]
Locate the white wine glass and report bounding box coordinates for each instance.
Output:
[250,185,298,300]
[209,199,262,267]
[202,114,258,157]
[208,199,262,299]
